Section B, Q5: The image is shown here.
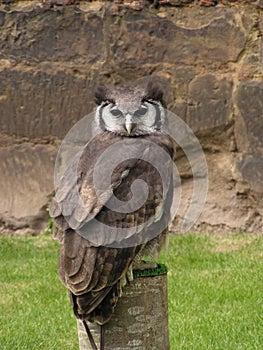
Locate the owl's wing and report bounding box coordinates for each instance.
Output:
[50,133,122,231]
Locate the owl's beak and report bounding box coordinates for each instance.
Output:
[125,114,133,135]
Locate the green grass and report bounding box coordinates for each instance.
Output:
[166,234,263,350]
[0,235,78,350]
[0,233,262,349]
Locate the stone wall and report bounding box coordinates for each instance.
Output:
[0,0,262,234]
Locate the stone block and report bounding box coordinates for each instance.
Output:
[0,68,95,138]
[0,143,57,231]
[0,5,105,64]
[187,74,233,131]
[113,7,246,68]
[236,81,263,193]
[0,5,246,68]
[236,81,263,153]
[236,154,263,194]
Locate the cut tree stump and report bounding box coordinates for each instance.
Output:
[77,265,170,350]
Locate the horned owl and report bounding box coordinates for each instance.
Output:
[50,81,175,348]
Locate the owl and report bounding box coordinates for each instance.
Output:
[50,81,175,348]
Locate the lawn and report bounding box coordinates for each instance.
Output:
[0,233,262,349]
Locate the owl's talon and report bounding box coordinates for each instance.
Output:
[126,266,134,283]
[133,261,158,271]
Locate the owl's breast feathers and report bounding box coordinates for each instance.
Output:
[50,132,175,324]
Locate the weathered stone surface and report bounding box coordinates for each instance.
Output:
[187,74,233,131]
[158,0,194,5]
[236,154,263,194]
[170,147,263,233]
[235,81,263,194]
[236,81,263,153]
[201,152,262,232]
[256,0,263,8]
[0,143,56,231]
[237,10,262,79]
[0,2,262,233]
[0,5,105,64]
[111,7,246,69]
[0,4,247,141]
[0,68,95,138]
[0,5,246,68]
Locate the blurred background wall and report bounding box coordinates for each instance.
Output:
[0,0,262,234]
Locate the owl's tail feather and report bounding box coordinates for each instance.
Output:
[70,282,121,325]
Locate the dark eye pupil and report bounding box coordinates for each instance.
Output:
[111,109,122,117]
[136,108,147,116]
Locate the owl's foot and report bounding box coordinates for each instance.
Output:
[125,266,134,283]
[126,261,158,283]
[133,261,158,271]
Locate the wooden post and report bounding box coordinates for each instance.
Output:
[77,267,169,350]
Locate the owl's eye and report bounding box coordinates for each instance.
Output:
[135,107,148,116]
[111,109,123,117]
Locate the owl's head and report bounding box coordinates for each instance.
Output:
[94,81,167,136]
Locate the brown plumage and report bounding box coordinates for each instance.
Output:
[50,81,175,326]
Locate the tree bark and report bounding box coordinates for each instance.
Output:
[77,273,169,350]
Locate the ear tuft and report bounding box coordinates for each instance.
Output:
[143,82,166,107]
[94,86,108,105]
